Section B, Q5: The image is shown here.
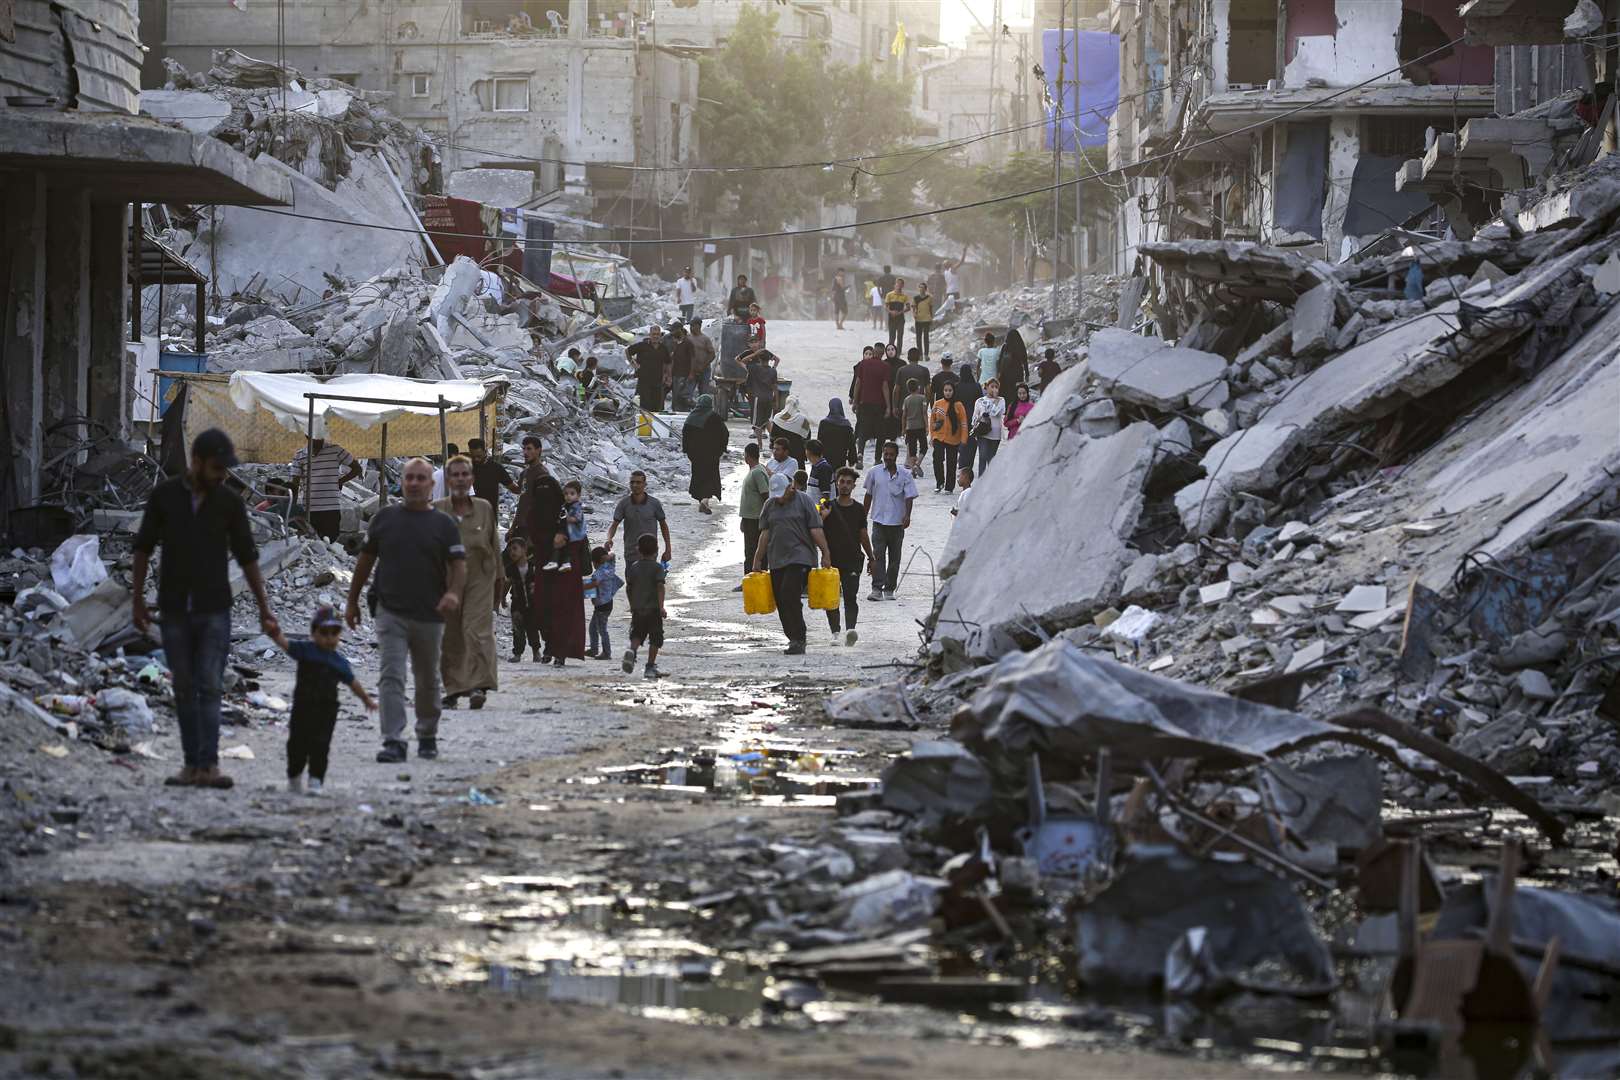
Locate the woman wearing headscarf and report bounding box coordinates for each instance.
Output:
[998,328,1029,396]
[770,396,813,465]
[681,394,729,515]
[816,398,856,470]
[928,381,968,493]
[1006,383,1035,439]
[435,455,504,710]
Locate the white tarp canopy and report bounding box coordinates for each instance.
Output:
[170,372,505,463]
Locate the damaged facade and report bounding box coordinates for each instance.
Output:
[1,0,291,518]
[153,0,700,239]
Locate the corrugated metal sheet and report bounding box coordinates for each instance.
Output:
[0,0,139,113]
[1495,44,1589,115]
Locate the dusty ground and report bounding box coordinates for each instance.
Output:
[0,321,1260,1078]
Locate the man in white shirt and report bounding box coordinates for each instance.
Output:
[430,443,460,501]
[290,438,362,541]
[764,437,799,481]
[862,440,918,601]
[675,266,699,322]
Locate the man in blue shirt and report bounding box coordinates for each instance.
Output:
[862,440,918,602]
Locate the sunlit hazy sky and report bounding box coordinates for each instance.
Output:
[938,0,1034,46]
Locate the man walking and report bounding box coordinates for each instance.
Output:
[347,457,466,764]
[737,442,770,584]
[133,429,280,790]
[289,437,362,542]
[819,466,874,647]
[689,317,717,401]
[668,321,696,411]
[627,323,671,414]
[831,269,849,330]
[606,470,671,565]
[849,345,892,466]
[930,352,960,402]
[862,441,917,602]
[884,277,910,351]
[674,265,699,322]
[876,264,897,297]
[467,438,520,509]
[912,281,935,362]
[754,472,833,656]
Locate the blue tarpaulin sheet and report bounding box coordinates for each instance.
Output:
[1042,30,1120,151]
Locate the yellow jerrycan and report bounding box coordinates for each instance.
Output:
[742,571,776,615]
[807,567,842,611]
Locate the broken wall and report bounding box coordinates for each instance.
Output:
[0,0,141,113]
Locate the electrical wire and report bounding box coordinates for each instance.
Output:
[234,37,1469,248]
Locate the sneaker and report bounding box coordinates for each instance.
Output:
[510,652,523,663]
[441,694,459,709]
[831,631,842,645]
[621,649,637,673]
[846,629,858,646]
[554,657,566,667]
[287,775,304,794]
[584,648,599,659]
[307,778,324,795]
[531,648,542,662]
[469,690,487,710]
[644,664,661,679]
[194,768,235,790]
[164,767,198,787]
[784,640,806,656]
[867,589,884,601]
[540,562,559,572]
[884,590,897,601]
[417,738,438,761]
[731,583,744,593]
[376,740,407,764]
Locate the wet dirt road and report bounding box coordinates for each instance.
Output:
[0,321,1260,1078]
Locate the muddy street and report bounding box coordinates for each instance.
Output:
[3,321,1245,1078]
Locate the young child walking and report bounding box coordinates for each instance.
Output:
[561,480,590,575]
[533,529,586,666]
[902,378,928,477]
[621,533,666,679]
[272,604,374,794]
[500,533,540,662]
[583,545,624,659]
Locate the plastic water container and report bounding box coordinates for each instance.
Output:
[807,567,842,611]
[742,571,776,615]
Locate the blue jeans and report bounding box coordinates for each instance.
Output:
[160,610,232,769]
[978,437,1000,475]
[590,602,613,655]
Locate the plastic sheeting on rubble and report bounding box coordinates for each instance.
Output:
[49,536,109,604]
[1075,847,1336,993]
[879,741,994,827]
[955,641,1337,769]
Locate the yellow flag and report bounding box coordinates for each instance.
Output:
[890,20,907,56]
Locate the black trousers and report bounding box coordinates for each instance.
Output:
[310,509,341,542]
[770,564,809,644]
[824,568,861,633]
[741,516,762,577]
[887,314,905,349]
[914,321,931,360]
[933,441,959,490]
[287,701,338,780]
[510,607,539,656]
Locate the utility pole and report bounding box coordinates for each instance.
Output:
[1072,9,1084,317]
[1049,0,1064,316]
[987,0,1001,140]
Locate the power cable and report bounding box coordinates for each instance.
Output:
[234,38,1466,249]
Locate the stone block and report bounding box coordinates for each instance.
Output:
[1290,281,1337,355]
[1087,329,1227,411]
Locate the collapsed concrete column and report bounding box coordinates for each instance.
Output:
[1,174,48,510]
[44,186,92,440]
[1322,115,1360,259]
[88,202,131,440]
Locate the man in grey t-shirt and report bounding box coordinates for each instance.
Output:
[606,470,672,564]
[754,472,832,655]
[347,457,466,764]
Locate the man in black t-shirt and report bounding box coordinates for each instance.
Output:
[467,438,519,509]
[347,457,467,764]
[818,466,874,647]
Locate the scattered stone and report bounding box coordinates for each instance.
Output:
[1335,585,1388,613]
[1516,669,1557,701]
[1199,581,1233,606]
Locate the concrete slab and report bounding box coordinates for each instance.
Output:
[1291,281,1337,354]
[448,167,537,208]
[1087,329,1227,411]
[937,419,1159,649]
[140,89,233,135]
[1201,303,1464,493]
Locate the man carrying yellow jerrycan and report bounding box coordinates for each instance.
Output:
[747,472,835,655]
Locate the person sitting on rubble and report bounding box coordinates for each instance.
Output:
[576,353,601,403]
[270,604,375,795]
[289,437,363,543]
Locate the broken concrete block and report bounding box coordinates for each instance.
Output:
[1290,281,1337,355]
[1199,580,1233,606]
[1231,393,1272,429]
[1121,553,1162,601]
[1201,408,1233,438]
[1166,542,1200,569]
[1087,329,1227,411]
[1333,312,1366,351]
[1227,562,1254,586]
[1220,634,1253,657]
[1251,607,1282,627]
[1335,585,1388,613]
[1423,274,1470,303]
[1246,361,1279,388]
[1516,669,1556,701]
[1284,639,1328,674]
[1270,595,1310,616]
[1468,260,1508,291]
[1174,478,1228,537]
[1277,521,1312,543]
[936,422,1159,649]
[1079,399,1121,438]
[1160,417,1194,455]
[1190,380,1229,410]
[1349,605,1404,631]
[1593,252,1620,296]
[1234,322,1293,369]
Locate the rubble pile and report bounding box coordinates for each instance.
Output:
[935,275,1128,367]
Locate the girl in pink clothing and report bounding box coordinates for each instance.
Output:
[1005,383,1035,439]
